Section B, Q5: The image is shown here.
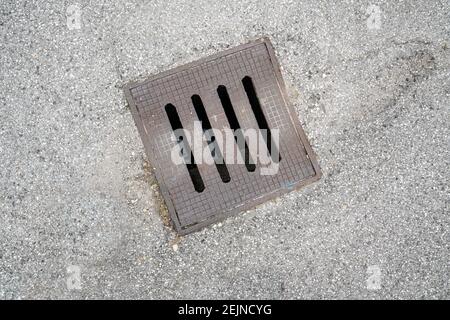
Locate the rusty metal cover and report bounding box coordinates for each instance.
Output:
[124,38,321,234]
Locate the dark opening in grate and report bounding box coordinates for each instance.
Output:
[242,76,281,163]
[217,85,256,173]
[191,94,231,184]
[164,103,205,193]
[125,38,321,234]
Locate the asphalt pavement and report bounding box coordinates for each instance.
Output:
[0,0,448,299]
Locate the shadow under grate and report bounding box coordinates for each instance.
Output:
[124,38,321,234]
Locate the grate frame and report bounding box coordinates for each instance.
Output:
[124,37,322,234]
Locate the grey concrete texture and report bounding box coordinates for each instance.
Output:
[0,0,449,299]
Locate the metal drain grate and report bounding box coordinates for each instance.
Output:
[124,38,321,234]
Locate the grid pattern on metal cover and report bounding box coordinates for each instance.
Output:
[126,39,320,233]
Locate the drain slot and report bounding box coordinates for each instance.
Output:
[242,76,281,162]
[191,94,231,183]
[217,85,256,172]
[165,103,205,192]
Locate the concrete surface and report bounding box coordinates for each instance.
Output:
[0,0,449,299]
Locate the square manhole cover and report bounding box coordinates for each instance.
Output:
[124,38,321,234]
